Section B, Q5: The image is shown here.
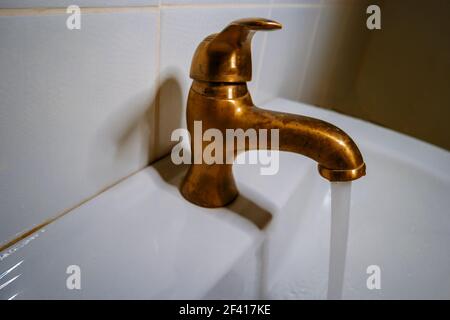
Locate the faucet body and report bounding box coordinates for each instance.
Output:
[180,18,366,208]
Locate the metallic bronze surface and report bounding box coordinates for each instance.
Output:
[190,18,282,83]
[181,18,366,208]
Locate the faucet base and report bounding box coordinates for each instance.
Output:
[181,163,239,208]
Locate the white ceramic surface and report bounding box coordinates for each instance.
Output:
[0,156,264,299]
[1,97,449,299]
[208,98,450,299]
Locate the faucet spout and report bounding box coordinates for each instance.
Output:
[235,103,366,182]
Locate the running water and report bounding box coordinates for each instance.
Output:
[327,181,352,300]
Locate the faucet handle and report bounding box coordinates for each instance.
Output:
[190,18,282,83]
[221,17,282,32]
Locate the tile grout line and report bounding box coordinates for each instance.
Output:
[0,6,159,16]
[160,3,324,9]
[0,3,326,16]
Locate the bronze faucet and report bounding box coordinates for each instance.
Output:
[181,18,366,208]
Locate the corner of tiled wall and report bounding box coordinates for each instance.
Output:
[0,0,365,247]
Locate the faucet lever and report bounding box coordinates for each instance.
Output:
[190,18,282,83]
[216,17,282,39]
[226,17,282,30]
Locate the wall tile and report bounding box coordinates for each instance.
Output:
[299,3,353,105]
[158,6,270,155]
[0,1,158,8]
[0,11,159,244]
[256,6,320,104]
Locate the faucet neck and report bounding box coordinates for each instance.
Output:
[191,80,249,100]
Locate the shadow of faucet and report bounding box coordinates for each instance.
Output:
[152,153,273,230]
[87,72,183,183]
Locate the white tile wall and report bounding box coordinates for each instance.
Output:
[299,3,352,105]
[256,6,321,103]
[0,1,366,246]
[0,10,159,244]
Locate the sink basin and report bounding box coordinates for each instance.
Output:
[1,98,449,299]
[207,98,450,300]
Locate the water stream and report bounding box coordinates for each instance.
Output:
[327,181,352,300]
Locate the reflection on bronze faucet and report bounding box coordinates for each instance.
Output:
[181,18,366,208]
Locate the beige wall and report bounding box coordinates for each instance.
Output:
[312,0,450,151]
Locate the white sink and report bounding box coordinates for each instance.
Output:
[1,98,449,299]
[207,98,450,300]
